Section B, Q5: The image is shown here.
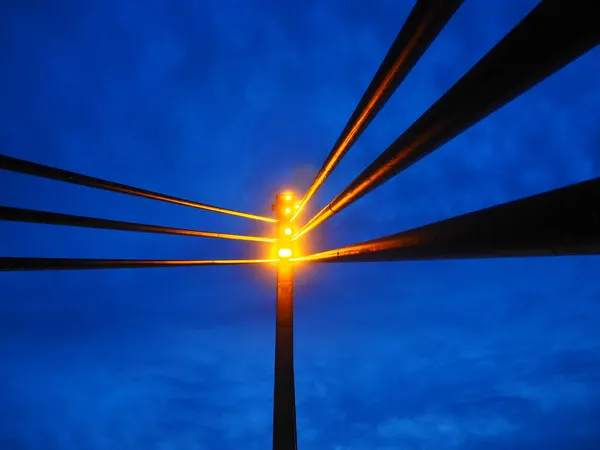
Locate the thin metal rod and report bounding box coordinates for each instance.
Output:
[0,206,276,243]
[0,258,278,271]
[295,177,600,263]
[0,154,276,223]
[292,0,464,221]
[294,0,600,240]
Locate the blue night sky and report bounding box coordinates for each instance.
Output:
[1,0,599,448]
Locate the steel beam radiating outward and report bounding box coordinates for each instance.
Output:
[0,206,276,243]
[272,194,297,450]
[0,258,277,271]
[0,154,276,223]
[292,0,464,220]
[296,177,600,263]
[294,0,600,240]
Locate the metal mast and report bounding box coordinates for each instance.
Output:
[272,193,297,450]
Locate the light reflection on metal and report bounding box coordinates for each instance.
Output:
[293,0,600,240]
[0,258,279,271]
[292,0,464,222]
[294,177,600,263]
[0,206,277,243]
[0,154,277,223]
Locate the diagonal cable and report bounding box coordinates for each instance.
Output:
[294,0,600,240]
[292,0,463,221]
[295,177,600,262]
[0,257,278,271]
[0,206,276,243]
[0,154,276,223]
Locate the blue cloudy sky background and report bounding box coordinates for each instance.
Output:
[1,0,599,448]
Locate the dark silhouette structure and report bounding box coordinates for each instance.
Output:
[1,0,599,448]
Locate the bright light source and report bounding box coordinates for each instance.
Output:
[283,227,292,236]
[285,194,292,201]
[284,208,291,215]
[278,248,292,258]
[295,204,300,209]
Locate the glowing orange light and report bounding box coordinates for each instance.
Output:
[285,194,292,201]
[283,227,292,236]
[284,208,291,215]
[278,248,292,258]
[295,204,300,209]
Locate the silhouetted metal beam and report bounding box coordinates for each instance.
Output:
[0,258,278,271]
[292,0,464,221]
[295,177,600,263]
[294,0,600,240]
[0,154,276,223]
[0,206,276,243]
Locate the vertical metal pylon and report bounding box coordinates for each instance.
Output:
[272,193,298,450]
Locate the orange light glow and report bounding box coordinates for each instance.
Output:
[295,204,300,209]
[283,227,292,236]
[278,248,292,258]
[284,208,291,215]
[285,194,292,201]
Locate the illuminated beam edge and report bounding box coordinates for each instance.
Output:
[0,258,278,271]
[0,154,276,223]
[292,0,464,221]
[0,206,276,243]
[294,0,600,240]
[294,177,600,263]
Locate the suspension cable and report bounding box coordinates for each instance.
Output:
[295,177,600,262]
[292,0,464,221]
[0,257,279,271]
[0,206,276,243]
[293,0,599,240]
[1,154,276,223]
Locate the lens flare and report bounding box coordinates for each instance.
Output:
[278,248,292,258]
